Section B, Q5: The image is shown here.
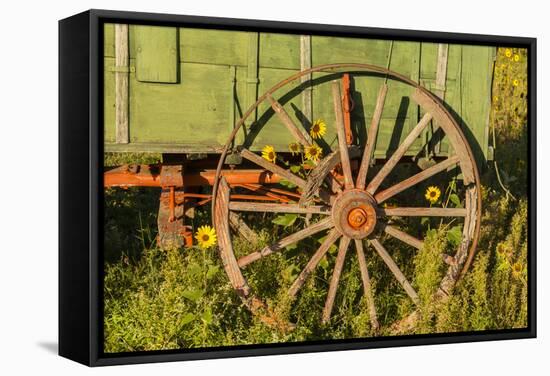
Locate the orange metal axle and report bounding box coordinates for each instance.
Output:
[104,164,283,188]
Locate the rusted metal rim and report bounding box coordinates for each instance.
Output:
[212,63,481,281]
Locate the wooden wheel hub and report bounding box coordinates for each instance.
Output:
[332,190,377,239]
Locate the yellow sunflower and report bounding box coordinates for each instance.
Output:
[195,225,217,249]
[505,48,512,58]
[305,144,323,162]
[425,186,441,204]
[513,54,520,62]
[513,79,520,87]
[288,142,301,156]
[261,145,277,163]
[511,261,524,279]
[310,119,327,139]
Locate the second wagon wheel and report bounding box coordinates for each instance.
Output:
[212,63,481,331]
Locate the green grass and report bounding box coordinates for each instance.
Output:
[102,47,529,353]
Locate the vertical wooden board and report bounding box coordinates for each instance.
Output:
[436,44,464,156]
[233,66,249,146]
[420,42,438,80]
[104,23,115,57]
[128,62,231,146]
[179,28,248,66]
[103,57,116,143]
[460,45,494,163]
[134,26,178,83]
[259,32,301,69]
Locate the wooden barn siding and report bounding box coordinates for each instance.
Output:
[103,24,494,161]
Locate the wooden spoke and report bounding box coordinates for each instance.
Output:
[382,207,467,217]
[214,177,251,297]
[367,112,433,194]
[369,238,419,304]
[383,224,424,250]
[240,148,307,189]
[299,147,360,206]
[237,217,334,268]
[375,155,460,204]
[267,93,312,146]
[322,236,351,323]
[289,229,341,298]
[300,150,339,206]
[229,202,330,214]
[331,80,354,190]
[354,239,379,331]
[229,212,259,244]
[356,83,388,189]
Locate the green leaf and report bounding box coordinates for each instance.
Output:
[180,313,195,325]
[285,243,298,251]
[447,225,463,246]
[206,265,220,280]
[290,165,301,174]
[302,160,316,168]
[201,308,213,324]
[449,193,463,208]
[421,217,430,226]
[282,264,300,282]
[182,289,204,302]
[279,179,297,189]
[272,213,299,227]
[319,256,329,271]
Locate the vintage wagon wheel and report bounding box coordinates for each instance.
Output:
[212,63,481,330]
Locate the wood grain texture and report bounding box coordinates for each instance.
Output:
[229,202,330,214]
[354,239,379,331]
[300,35,312,122]
[214,177,250,298]
[374,155,460,203]
[382,207,467,217]
[331,80,354,189]
[369,238,419,304]
[289,229,341,298]
[114,24,129,144]
[322,236,351,323]
[229,212,259,244]
[238,217,334,268]
[383,224,424,250]
[356,83,388,189]
[367,112,433,194]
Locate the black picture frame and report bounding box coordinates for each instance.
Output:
[59,9,537,367]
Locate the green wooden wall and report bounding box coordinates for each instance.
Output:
[104,24,494,162]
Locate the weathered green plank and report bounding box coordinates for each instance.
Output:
[259,33,301,70]
[129,62,232,145]
[134,26,178,83]
[460,45,494,165]
[179,28,248,66]
[312,37,390,67]
[104,57,117,143]
[103,24,494,162]
[104,23,115,57]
